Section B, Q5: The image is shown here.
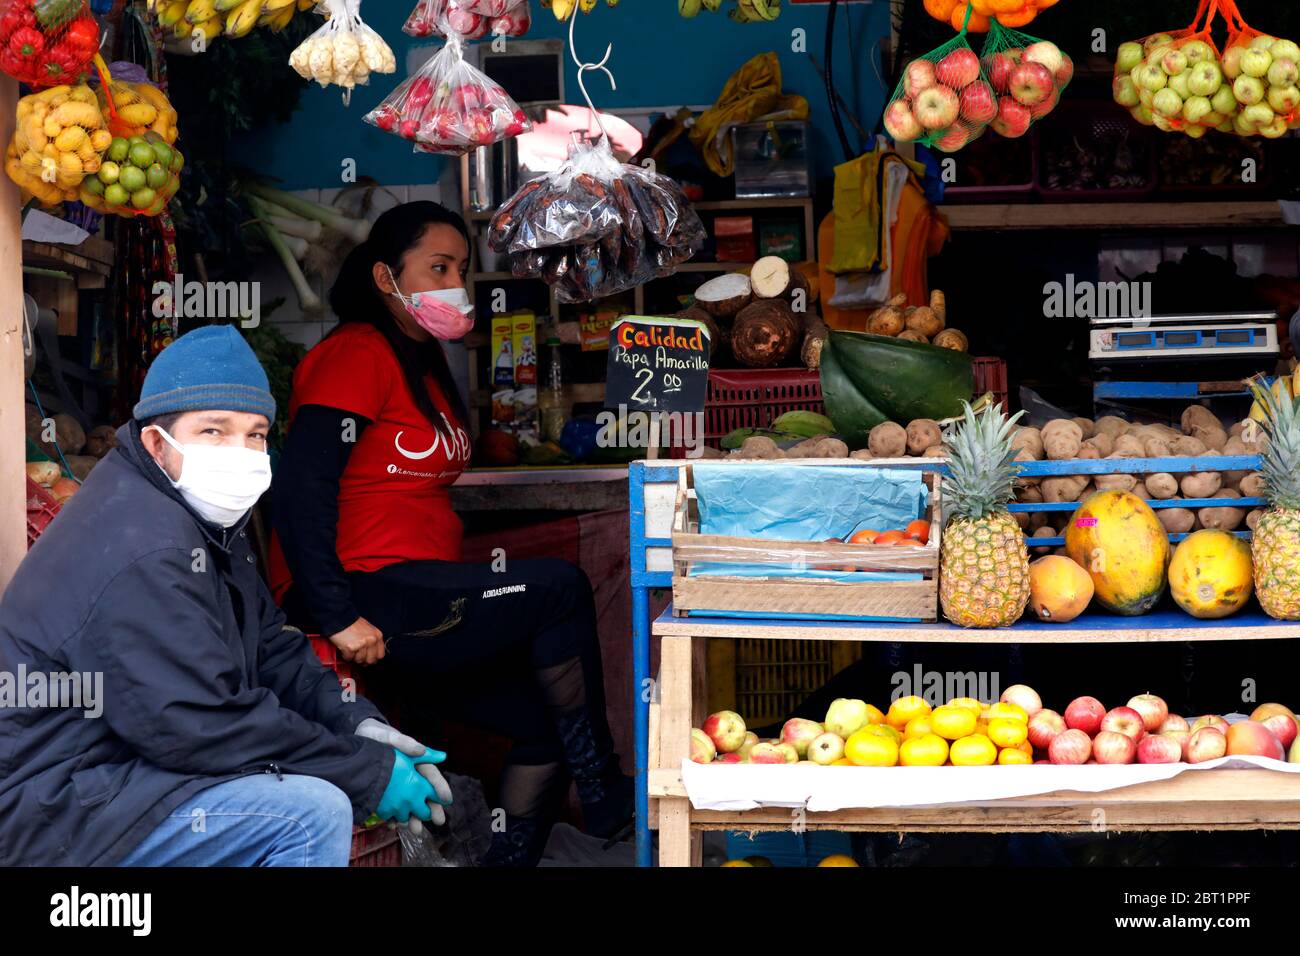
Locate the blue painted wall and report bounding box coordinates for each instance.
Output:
[241,1,891,191]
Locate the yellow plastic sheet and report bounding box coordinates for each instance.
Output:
[688,52,809,178]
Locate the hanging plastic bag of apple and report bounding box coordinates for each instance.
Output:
[881,4,997,153]
[0,0,100,89]
[363,19,531,156]
[1218,0,1300,139]
[1111,0,1237,140]
[923,0,1062,36]
[487,134,705,302]
[978,15,1074,138]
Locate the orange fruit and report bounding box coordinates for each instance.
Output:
[950,3,991,31]
[831,757,855,766]
[923,0,960,21]
[990,0,1023,11]
[900,733,950,766]
[984,702,1029,724]
[874,530,907,546]
[948,697,985,716]
[865,703,886,725]
[970,0,992,16]
[930,704,977,741]
[886,695,932,729]
[988,717,1029,748]
[861,723,902,744]
[906,519,931,544]
[848,529,878,544]
[845,729,900,767]
[998,747,1033,765]
[721,860,754,866]
[997,6,1035,26]
[950,733,998,766]
[818,854,859,867]
[904,716,935,740]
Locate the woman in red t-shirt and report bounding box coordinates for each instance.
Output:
[270,202,630,867]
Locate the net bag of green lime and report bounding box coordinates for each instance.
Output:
[77,130,181,218]
[882,6,995,152]
[1111,0,1233,139]
[979,17,1074,137]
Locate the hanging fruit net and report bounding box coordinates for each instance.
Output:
[1220,0,1300,138]
[5,82,109,207]
[978,17,1073,138]
[1111,0,1233,139]
[363,23,531,155]
[76,57,183,218]
[0,0,100,89]
[882,5,996,153]
[924,0,1063,35]
[487,135,706,303]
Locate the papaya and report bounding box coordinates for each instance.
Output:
[1168,529,1254,619]
[1028,555,1094,623]
[1064,490,1170,616]
[819,330,974,449]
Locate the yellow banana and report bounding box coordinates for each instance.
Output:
[184,0,217,24]
[259,5,295,29]
[579,0,597,11]
[262,0,297,10]
[750,0,778,20]
[156,0,189,27]
[225,0,262,37]
[215,0,247,10]
[679,0,701,16]
[173,17,193,38]
[191,14,223,39]
[701,0,720,10]
[552,0,575,19]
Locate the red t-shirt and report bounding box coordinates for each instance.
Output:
[270,323,470,601]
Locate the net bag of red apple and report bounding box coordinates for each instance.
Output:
[1219,0,1300,138]
[364,23,531,155]
[882,6,996,153]
[0,0,99,89]
[1111,0,1234,139]
[979,18,1073,138]
[486,134,706,302]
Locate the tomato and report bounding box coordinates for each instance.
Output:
[905,519,931,544]
[847,529,878,544]
[873,530,906,545]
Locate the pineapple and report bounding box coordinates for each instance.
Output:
[939,402,1031,628]
[1247,376,1300,620]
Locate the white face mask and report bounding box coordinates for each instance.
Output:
[148,426,272,528]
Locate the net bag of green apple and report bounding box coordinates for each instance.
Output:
[882,5,995,153]
[1111,0,1233,139]
[979,17,1073,138]
[1220,0,1300,139]
[362,18,529,155]
[78,61,182,217]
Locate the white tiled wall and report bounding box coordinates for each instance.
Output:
[256,164,470,407]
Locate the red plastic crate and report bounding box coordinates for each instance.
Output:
[973,356,1009,411]
[26,477,60,548]
[308,635,360,690]
[349,822,402,867]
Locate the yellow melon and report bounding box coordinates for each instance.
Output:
[1064,491,1169,616]
[1168,529,1254,619]
[1028,554,1094,622]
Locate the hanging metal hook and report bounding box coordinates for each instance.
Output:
[567,9,616,144]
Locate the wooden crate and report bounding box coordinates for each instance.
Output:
[671,460,942,623]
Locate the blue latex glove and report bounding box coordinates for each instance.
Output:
[356,719,453,834]
[376,747,449,824]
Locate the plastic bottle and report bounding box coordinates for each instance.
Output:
[539,335,571,443]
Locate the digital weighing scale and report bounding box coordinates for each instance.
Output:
[1088,311,1278,362]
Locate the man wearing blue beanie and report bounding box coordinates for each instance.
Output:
[0,325,450,867]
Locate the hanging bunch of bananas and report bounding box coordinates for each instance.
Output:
[6,84,112,207]
[677,0,777,20]
[547,0,618,23]
[146,0,314,43]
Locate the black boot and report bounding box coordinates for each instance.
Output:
[555,710,634,840]
[478,814,550,868]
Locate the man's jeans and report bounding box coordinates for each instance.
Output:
[117,773,354,867]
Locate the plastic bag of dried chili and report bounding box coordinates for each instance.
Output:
[487,135,705,303]
[0,0,99,89]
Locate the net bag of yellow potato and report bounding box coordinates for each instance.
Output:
[5,82,110,207]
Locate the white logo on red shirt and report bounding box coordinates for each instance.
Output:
[393,415,470,464]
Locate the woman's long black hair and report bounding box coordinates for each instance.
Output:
[329,201,471,441]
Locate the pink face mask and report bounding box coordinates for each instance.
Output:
[385,264,475,341]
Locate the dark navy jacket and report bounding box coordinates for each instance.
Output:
[0,422,392,865]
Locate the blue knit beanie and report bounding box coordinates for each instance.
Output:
[133,326,276,422]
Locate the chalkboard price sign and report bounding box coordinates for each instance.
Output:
[605,315,711,414]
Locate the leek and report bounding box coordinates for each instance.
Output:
[248,195,321,312]
[246,182,371,244]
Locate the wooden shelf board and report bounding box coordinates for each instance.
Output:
[652,605,1300,643]
[943,201,1284,231]
[22,237,113,276]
